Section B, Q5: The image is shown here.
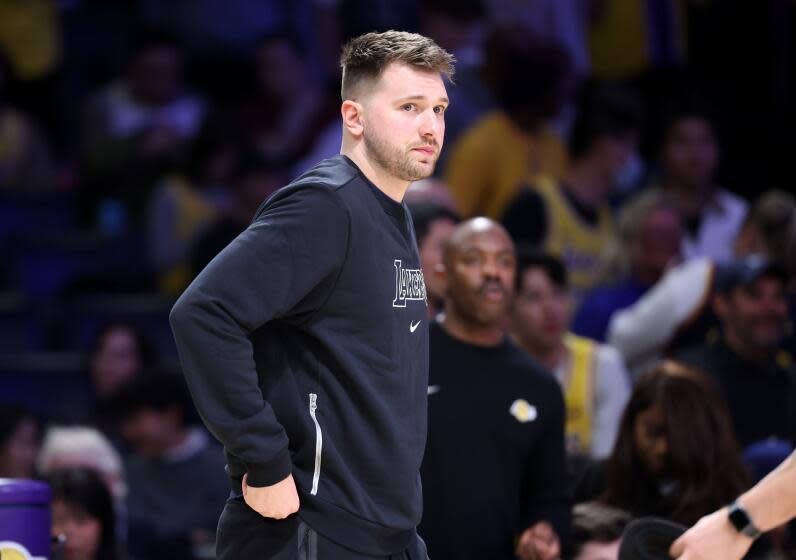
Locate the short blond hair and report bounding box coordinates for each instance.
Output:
[340,30,455,100]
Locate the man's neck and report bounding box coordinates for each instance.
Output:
[723,328,772,364]
[161,427,190,455]
[342,145,410,202]
[438,310,505,347]
[662,179,713,218]
[516,335,565,371]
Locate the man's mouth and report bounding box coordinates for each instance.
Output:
[481,283,506,301]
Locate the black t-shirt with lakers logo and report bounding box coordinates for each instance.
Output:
[420,320,570,559]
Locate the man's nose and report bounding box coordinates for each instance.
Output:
[418,109,440,138]
[482,259,500,278]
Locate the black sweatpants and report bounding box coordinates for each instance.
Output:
[216,498,429,560]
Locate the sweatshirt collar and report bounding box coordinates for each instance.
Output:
[341,155,407,220]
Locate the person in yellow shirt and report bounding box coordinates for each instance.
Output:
[502,86,642,298]
[511,250,631,459]
[444,28,571,219]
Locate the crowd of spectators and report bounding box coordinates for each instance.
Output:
[1,1,796,559]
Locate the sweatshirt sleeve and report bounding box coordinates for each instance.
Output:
[522,377,572,540]
[169,186,349,487]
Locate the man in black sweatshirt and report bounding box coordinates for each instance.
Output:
[420,218,571,560]
[169,31,454,559]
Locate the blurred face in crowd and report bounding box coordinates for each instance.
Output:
[512,267,571,354]
[52,500,102,560]
[420,217,457,305]
[0,416,39,478]
[357,62,448,183]
[119,407,181,457]
[733,219,768,258]
[633,404,669,477]
[442,219,516,328]
[576,539,621,560]
[91,325,142,399]
[632,206,683,285]
[130,45,181,104]
[714,275,789,358]
[662,116,719,190]
[596,132,639,186]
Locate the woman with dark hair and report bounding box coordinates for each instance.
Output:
[0,404,40,478]
[49,467,117,560]
[601,360,749,526]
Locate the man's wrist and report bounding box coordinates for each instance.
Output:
[727,500,762,540]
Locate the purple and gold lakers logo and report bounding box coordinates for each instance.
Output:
[509,399,537,423]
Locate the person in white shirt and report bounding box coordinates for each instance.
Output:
[655,104,747,263]
[608,189,796,375]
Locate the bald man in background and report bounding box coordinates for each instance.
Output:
[420,218,570,560]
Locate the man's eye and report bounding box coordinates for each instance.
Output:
[402,104,415,111]
[434,106,446,114]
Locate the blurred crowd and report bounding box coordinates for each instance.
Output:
[1,0,795,559]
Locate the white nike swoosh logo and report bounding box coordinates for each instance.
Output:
[410,320,421,333]
[427,385,441,395]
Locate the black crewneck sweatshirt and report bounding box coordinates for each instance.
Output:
[170,155,429,555]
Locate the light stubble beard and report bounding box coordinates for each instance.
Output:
[363,130,439,182]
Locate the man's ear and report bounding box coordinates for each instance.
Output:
[341,100,365,138]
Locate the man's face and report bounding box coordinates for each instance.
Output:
[733,220,768,258]
[120,408,177,457]
[420,217,457,304]
[52,500,102,560]
[715,276,789,355]
[361,63,448,182]
[662,117,718,190]
[597,132,638,184]
[633,207,682,284]
[91,327,141,399]
[444,224,516,328]
[0,417,39,479]
[512,267,571,352]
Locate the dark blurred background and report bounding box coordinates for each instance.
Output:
[1,1,795,558]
